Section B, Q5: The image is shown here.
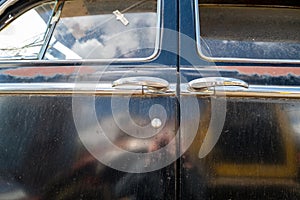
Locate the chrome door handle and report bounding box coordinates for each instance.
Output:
[112,76,169,91]
[188,77,248,90]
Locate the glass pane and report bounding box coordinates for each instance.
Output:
[197,2,300,61]
[0,3,55,60]
[45,0,158,60]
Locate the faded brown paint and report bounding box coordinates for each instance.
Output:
[219,66,300,76]
[2,66,96,77]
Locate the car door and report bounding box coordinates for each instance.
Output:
[0,0,179,199]
[179,0,300,199]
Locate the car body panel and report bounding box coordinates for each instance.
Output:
[0,0,179,199]
[179,0,300,199]
[0,0,300,199]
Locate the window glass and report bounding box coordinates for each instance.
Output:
[197,1,300,62]
[0,3,55,60]
[45,0,159,60]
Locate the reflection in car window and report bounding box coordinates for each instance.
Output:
[197,1,300,62]
[45,0,159,60]
[0,3,55,60]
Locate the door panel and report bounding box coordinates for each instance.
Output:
[179,94,300,199]
[179,0,300,199]
[0,0,179,199]
[0,67,178,200]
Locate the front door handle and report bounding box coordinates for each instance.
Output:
[112,76,169,91]
[188,77,249,91]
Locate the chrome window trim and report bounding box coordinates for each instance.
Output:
[194,0,300,64]
[0,0,162,63]
[38,1,62,59]
[0,1,57,60]
[0,0,54,30]
[0,0,18,16]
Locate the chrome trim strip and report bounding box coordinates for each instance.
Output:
[0,82,176,95]
[182,84,300,98]
[194,0,300,64]
[1,82,300,98]
[0,0,162,63]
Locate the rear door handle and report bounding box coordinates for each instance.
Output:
[112,76,169,91]
[188,77,249,91]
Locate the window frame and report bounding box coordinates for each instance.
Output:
[0,1,57,60]
[194,0,300,64]
[0,0,162,63]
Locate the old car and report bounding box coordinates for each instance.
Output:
[0,0,299,199]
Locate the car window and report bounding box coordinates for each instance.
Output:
[196,0,300,62]
[45,0,159,60]
[0,2,55,60]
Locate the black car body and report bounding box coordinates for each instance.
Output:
[0,0,299,199]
